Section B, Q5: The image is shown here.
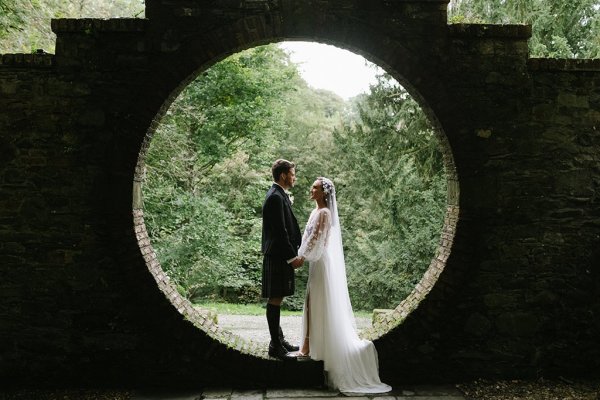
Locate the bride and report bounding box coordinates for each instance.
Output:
[295,177,391,394]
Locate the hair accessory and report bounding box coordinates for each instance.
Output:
[320,177,335,196]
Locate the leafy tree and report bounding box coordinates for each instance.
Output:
[142,42,355,309]
[0,0,26,42]
[448,0,600,58]
[331,74,447,310]
[143,44,448,311]
[170,45,303,172]
[0,0,144,53]
[275,85,347,309]
[143,44,312,304]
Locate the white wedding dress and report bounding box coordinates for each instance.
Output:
[298,188,391,394]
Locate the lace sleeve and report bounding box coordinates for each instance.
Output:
[298,208,331,262]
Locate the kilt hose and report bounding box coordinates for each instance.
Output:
[262,254,295,298]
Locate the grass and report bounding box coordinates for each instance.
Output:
[194,301,372,318]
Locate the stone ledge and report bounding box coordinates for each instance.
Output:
[528,57,600,72]
[448,23,532,39]
[0,53,54,68]
[51,18,147,33]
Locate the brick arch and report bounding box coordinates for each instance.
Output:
[131,9,461,374]
[4,0,599,388]
[55,8,500,385]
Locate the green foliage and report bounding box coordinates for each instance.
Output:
[0,0,144,53]
[143,44,325,307]
[173,46,302,171]
[143,46,447,311]
[270,84,348,310]
[330,75,447,310]
[448,0,600,58]
[0,0,26,41]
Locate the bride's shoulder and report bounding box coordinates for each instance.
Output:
[316,207,332,217]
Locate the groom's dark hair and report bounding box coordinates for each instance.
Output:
[272,159,295,181]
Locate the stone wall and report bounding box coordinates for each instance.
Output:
[1,0,599,388]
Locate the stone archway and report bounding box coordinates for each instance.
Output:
[107,3,484,381]
[2,0,599,388]
[132,36,459,355]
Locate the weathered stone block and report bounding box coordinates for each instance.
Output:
[496,312,540,337]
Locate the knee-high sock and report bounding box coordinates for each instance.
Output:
[266,303,281,345]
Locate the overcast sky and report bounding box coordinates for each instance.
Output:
[279,41,383,100]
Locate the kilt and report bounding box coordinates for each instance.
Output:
[261,255,295,298]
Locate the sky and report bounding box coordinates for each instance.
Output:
[278,41,383,100]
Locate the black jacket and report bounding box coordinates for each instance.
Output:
[261,184,301,260]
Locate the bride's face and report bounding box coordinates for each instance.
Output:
[309,180,325,201]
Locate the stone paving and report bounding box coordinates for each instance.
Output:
[216,315,372,348]
[131,316,466,399]
[131,385,467,400]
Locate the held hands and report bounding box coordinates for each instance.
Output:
[291,257,305,269]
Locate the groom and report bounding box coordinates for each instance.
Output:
[262,159,304,360]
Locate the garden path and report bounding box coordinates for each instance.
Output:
[217,314,372,348]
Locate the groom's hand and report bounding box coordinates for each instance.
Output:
[291,257,304,269]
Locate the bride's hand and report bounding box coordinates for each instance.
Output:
[291,257,304,269]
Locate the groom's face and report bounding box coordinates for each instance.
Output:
[282,168,296,189]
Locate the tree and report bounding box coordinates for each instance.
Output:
[0,0,25,42]
[143,45,448,311]
[448,0,600,58]
[0,0,144,53]
[330,73,447,310]
[142,42,355,308]
[143,44,311,303]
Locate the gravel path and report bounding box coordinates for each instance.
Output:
[217,314,372,347]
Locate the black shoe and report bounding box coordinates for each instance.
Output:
[268,342,296,361]
[278,327,300,352]
[280,337,299,352]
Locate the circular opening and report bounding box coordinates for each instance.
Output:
[133,41,458,357]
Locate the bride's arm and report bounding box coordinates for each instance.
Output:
[298,209,331,262]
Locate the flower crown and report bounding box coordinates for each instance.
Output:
[319,177,335,196]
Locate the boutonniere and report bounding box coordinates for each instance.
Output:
[284,190,294,205]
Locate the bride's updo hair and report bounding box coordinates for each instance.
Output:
[318,177,335,200]
[318,177,338,226]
